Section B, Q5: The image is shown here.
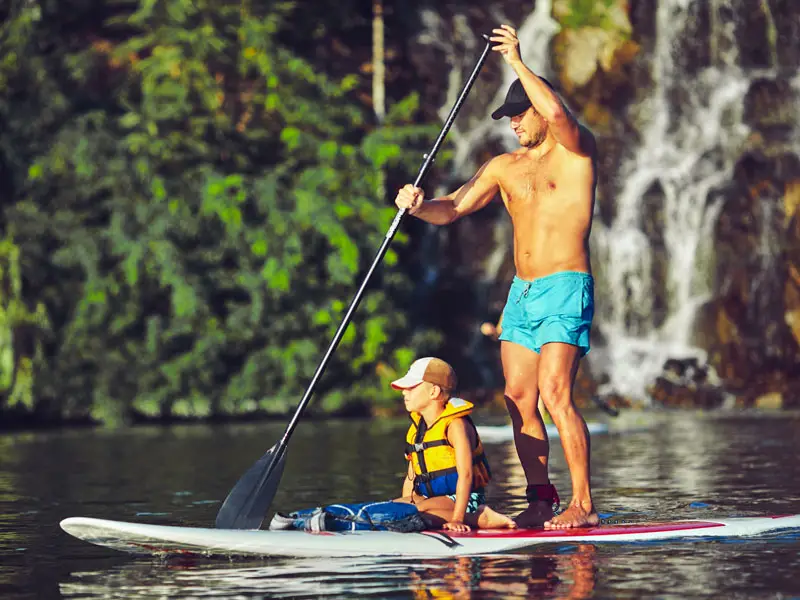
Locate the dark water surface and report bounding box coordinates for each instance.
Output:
[2,411,800,598]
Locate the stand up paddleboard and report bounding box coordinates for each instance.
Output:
[60,515,800,558]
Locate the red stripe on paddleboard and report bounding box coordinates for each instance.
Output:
[437,521,725,539]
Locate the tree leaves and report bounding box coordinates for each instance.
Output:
[0,0,434,423]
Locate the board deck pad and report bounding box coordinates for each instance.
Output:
[60,515,800,558]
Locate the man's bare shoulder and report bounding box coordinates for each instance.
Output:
[485,152,520,172]
[466,154,514,184]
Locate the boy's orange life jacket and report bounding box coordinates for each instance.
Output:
[404,398,491,497]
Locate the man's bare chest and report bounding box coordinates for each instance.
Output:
[498,159,560,207]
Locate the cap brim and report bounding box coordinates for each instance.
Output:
[491,101,532,120]
[391,375,424,390]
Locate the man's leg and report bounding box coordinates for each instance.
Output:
[537,342,598,528]
[500,340,554,527]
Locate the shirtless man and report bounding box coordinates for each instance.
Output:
[394,24,598,529]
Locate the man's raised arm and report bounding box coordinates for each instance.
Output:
[491,24,595,157]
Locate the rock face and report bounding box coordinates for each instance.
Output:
[696,132,800,408]
[646,358,730,409]
[402,0,800,408]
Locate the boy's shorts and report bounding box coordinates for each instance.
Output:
[445,490,486,514]
[498,271,594,356]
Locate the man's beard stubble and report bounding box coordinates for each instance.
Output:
[523,128,547,149]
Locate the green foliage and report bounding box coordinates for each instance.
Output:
[0,0,439,424]
[0,237,50,413]
[556,0,627,32]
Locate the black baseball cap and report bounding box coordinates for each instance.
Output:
[491,77,557,120]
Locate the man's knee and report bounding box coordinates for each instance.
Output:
[504,377,536,405]
[538,372,572,412]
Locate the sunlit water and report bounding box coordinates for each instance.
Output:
[2,411,799,598]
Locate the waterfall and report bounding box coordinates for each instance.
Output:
[589,0,798,400]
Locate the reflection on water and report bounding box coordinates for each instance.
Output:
[1,411,800,598]
[59,548,599,599]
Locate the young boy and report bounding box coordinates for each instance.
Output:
[392,357,516,532]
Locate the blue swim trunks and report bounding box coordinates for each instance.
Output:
[498,271,594,356]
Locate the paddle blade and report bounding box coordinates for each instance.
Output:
[215,444,287,530]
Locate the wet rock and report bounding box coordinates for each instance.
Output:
[551,0,640,129]
[743,78,797,146]
[754,391,783,410]
[639,181,669,329]
[768,0,800,69]
[647,358,729,409]
[673,0,712,75]
[555,28,624,89]
[595,136,629,227]
[740,372,800,410]
[628,0,657,51]
[734,0,778,69]
[698,151,800,391]
[596,392,634,411]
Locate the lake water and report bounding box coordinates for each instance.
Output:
[2,410,799,598]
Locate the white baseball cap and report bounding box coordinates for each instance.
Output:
[391,357,458,391]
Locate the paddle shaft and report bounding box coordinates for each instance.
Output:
[277,35,493,446]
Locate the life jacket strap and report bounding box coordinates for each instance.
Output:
[414,466,458,485]
[404,439,449,455]
[413,452,490,494]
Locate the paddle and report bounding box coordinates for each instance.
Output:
[215,35,494,530]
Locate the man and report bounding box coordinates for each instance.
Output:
[394,24,598,529]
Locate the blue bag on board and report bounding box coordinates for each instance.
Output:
[268,500,427,533]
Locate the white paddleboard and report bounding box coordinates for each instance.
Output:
[60,514,800,558]
[476,422,609,443]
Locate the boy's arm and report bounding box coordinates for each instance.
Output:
[444,418,474,531]
[402,460,415,498]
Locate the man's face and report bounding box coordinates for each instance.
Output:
[510,107,547,148]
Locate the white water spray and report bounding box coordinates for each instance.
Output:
[589,0,782,400]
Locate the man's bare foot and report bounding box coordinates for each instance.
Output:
[544,503,599,529]
[513,501,554,529]
[475,505,517,529]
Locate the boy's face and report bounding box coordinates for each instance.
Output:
[401,381,441,413]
